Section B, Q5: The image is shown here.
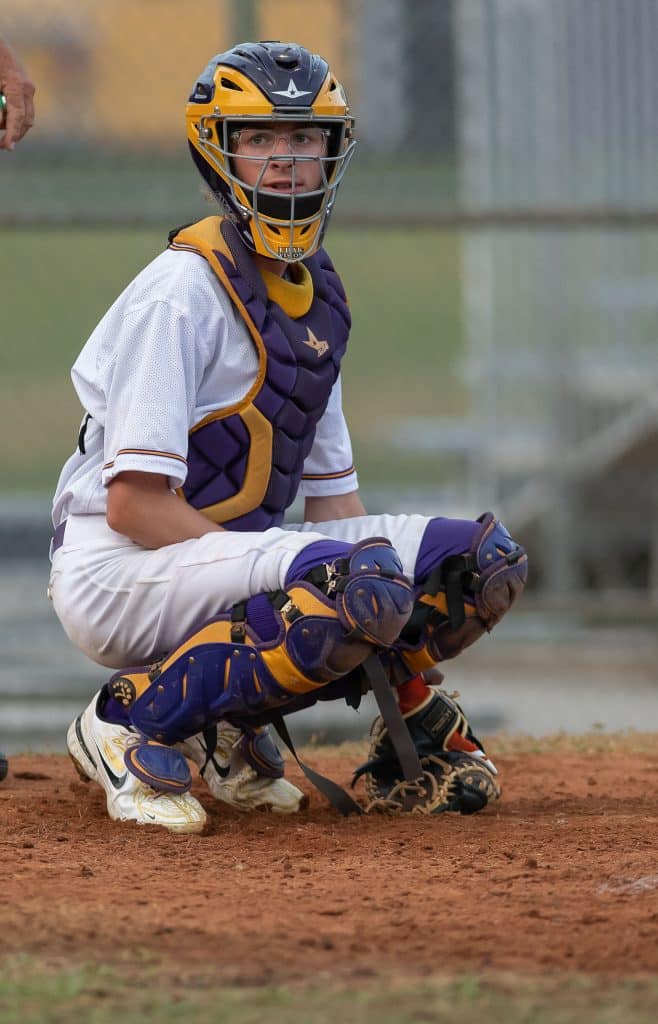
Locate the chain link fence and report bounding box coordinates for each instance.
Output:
[3,0,658,598]
[0,0,457,225]
[454,0,658,595]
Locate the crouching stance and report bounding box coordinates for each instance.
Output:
[67,539,414,832]
[54,41,527,835]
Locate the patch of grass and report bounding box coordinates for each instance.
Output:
[1,228,168,493]
[0,226,464,493]
[3,961,658,1024]
[0,154,457,224]
[483,728,658,757]
[298,730,658,762]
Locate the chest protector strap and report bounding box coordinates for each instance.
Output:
[105,538,413,745]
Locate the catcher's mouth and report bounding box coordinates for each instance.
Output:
[262,181,308,193]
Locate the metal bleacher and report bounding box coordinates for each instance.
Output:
[455,0,658,599]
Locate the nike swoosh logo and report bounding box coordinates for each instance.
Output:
[206,753,230,779]
[74,716,129,789]
[95,742,128,789]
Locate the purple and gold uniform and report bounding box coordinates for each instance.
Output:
[52,42,527,833]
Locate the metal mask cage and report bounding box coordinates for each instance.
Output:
[195,114,356,261]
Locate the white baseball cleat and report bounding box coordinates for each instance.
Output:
[67,691,207,834]
[179,722,307,814]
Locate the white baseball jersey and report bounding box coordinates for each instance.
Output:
[51,247,358,529]
[46,242,436,675]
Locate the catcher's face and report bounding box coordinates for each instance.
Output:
[229,122,327,193]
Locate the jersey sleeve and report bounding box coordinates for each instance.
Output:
[299,373,359,497]
[96,299,202,490]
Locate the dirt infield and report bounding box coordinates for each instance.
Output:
[3,737,658,985]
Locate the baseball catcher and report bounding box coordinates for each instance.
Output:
[49,41,527,833]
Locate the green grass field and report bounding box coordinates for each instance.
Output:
[0,226,465,493]
[3,963,658,1024]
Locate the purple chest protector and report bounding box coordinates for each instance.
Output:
[170,218,350,530]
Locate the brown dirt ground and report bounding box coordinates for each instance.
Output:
[3,741,658,985]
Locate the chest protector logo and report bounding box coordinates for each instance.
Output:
[169,217,350,531]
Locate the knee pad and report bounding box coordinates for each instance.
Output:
[398,512,528,673]
[107,537,413,745]
[300,537,414,647]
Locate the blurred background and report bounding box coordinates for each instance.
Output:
[2,0,657,754]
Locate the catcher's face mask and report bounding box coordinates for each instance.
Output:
[186,41,356,262]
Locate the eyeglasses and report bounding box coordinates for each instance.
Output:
[229,126,331,157]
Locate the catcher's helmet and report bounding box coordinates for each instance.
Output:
[186,41,356,262]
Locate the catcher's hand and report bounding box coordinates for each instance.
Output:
[353,687,501,815]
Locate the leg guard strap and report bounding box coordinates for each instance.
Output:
[107,537,413,746]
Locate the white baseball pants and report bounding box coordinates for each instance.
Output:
[48,512,430,669]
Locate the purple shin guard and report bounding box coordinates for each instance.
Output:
[114,538,413,749]
[333,538,414,645]
[124,740,193,794]
[467,513,528,625]
[399,512,528,667]
[279,537,414,683]
[414,518,480,585]
[288,537,414,647]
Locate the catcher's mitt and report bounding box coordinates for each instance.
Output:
[353,687,500,815]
